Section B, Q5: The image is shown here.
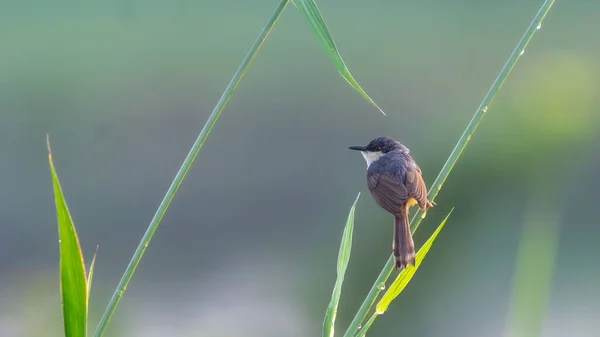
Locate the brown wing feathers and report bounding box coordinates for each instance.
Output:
[366,154,431,269]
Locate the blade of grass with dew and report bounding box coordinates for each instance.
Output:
[47,136,89,337]
[356,311,377,337]
[343,1,556,335]
[92,1,291,336]
[292,0,385,115]
[323,193,360,337]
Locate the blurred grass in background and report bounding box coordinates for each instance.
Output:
[1,0,599,336]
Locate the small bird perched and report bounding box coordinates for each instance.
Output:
[349,136,433,270]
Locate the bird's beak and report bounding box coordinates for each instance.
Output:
[348,145,367,151]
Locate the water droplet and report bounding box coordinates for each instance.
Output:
[379,283,386,290]
[519,49,525,56]
[482,106,488,113]
[536,24,541,30]
[144,242,149,249]
[357,325,362,330]
[421,211,427,219]
[466,135,472,142]
[58,239,62,243]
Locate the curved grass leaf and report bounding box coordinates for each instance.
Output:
[292,0,385,115]
[376,209,453,315]
[47,136,89,337]
[323,193,361,337]
[87,246,98,300]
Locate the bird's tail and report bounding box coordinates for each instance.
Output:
[393,210,416,270]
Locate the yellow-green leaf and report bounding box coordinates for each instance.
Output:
[376,208,454,314]
[322,193,361,337]
[87,246,98,300]
[47,136,89,337]
[292,0,385,115]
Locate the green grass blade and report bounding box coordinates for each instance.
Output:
[292,0,385,115]
[47,136,88,337]
[323,193,361,337]
[355,313,377,337]
[343,1,556,335]
[92,1,291,336]
[374,209,453,316]
[87,246,98,300]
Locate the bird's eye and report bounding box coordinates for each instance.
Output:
[376,146,382,152]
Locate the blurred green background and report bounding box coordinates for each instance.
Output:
[1,0,599,336]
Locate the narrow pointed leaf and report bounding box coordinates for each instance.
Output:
[322,193,361,337]
[87,246,98,300]
[47,136,88,337]
[292,0,385,115]
[376,209,453,314]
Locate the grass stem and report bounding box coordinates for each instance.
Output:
[92,1,290,335]
[343,1,556,335]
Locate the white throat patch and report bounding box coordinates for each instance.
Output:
[360,151,384,168]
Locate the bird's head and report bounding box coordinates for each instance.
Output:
[348,136,408,167]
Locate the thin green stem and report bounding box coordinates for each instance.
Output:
[343,1,556,336]
[355,313,377,337]
[92,1,290,336]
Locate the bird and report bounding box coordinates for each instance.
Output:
[349,136,433,270]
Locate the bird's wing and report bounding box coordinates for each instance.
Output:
[367,171,409,216]
[405,164,430,209]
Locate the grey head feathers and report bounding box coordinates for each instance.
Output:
[350,136,410,168]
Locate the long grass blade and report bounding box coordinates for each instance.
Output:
[92,1,291,336]
[47,136,89,337]
[323,193,361,337]
[343,1,556,335]
[292,0,385,115]
[355,313,376,337]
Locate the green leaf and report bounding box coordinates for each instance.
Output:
[375,208,453,314]
[292,0,385,115]
[87,246,98,300]
[322,193,361,337]
[47,136,89,337]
